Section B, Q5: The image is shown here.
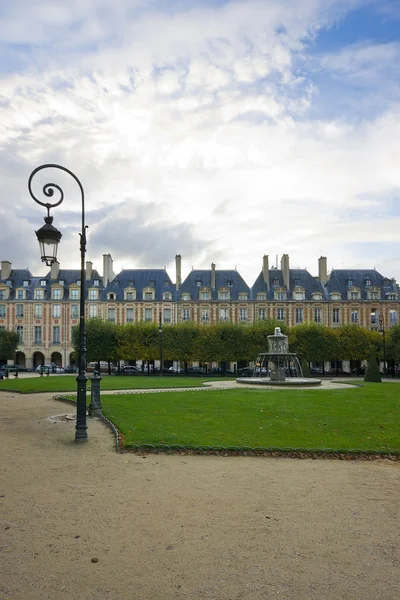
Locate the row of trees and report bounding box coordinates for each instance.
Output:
[72,319,400,368]
[0,330,20,363]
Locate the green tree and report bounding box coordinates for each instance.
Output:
[118,322,159,368]
[72,318,118,367]
[336,325,374,361]
[289,323,335,363]
[387,325,400,364]
[364,354,382,383]
[0,330,19,362]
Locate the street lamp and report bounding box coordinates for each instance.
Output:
[379,314,386,376]
[28,164,88,442]
[159,310,163,377]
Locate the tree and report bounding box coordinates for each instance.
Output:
[387,325,400,364]
[72,318,118,367]
[336,325,374,361]
[289,323,336,363]
[118,322,159,368]
[364,354,382,383]
[0,330,19,362]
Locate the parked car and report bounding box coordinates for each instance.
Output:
[2,365,30,373]
[35,365,64,374]
[121,365,142,375]
[237,367,254,377]
[327,367,348,376]
[210,367,235,376]
[64,365,78,373]
[187,367,206,375]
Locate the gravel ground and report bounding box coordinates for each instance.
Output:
[0,390,399,600]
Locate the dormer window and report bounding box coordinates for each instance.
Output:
[40,280,46,287]
[312,293,323,300]
[149,280,155,286]
[181,293,190,301]
[53,288,62,300]
[89,290,98,300]
[76,280,81,286]
[257,293,266,301]
[93,280,99,287]
[70,289,79,300]
[23,280,29,287]
[108,293,115,300]
[34,289,43,299]
[196,280,202,287]
[164,280,169,287]
[274,289,286,301]
[6,280,12,286]
[365,279,371,286]
[387,293,397,300]
[347,279,353,287]
[294,279,301,286]
[143,289,154,301]
[201,291,210,300]
[163,292,172,300]
[126,292,134,301]
[17,289,25,300]
[58,279,65,286]
[293,288,305,301]
[218,289,230,300]
[238,293,248,300]
[273,278,280,286]
[227,280,233,287]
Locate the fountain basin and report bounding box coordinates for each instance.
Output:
[236,377,322,387]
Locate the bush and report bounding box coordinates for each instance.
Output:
[364,355,382,383]
[300,359,311,377]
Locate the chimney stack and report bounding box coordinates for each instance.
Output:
[175,254,182,290]
[1,261,11,280]
[103,254,115,286]
[50,260,60,280]
[318,256,328,285]
[262,255,269,289]
[211,263,216,290]
[86,261,93,281]
[281,254,290,289]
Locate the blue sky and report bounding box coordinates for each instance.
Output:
[0,0,399,285]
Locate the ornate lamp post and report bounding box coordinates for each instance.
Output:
[159,310,163,377]
[379,314,386,376]
[28,164,88,442]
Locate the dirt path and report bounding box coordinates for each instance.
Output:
[1,391,399,600]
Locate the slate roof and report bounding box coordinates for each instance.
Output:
[179,269,251,301]
[102,269,176,301]
[251,269,326,300]
[326,269,398,300]
[0,268,103,300]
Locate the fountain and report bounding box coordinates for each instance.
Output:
[236,327,321,386]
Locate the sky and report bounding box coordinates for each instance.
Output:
[1,0,400,287]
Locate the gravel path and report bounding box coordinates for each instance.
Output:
[1,390,399,600]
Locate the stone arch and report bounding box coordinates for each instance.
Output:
[51,352,62,367]
[69,353,77,368]
[33,351,45,369]
[15,351,26,368]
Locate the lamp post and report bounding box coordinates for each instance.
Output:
[379,314,386,376]
[28,164,88,442]
[159,310,163,376]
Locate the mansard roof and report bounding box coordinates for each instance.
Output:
[102,269,176,301]
[326,269,398,299]
[179,269,250,300]
[252,269,326,300]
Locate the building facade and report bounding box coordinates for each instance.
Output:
[0,253,399,369]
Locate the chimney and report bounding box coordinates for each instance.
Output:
[103,253,115,286]
[318,256,328,285]
[1,261,11,280]
[50,260,60,280]
[175,254,182,290]
[211,263,216,290]
[262,255,269,289]
[86,261,93,281]
[281,254,290,289]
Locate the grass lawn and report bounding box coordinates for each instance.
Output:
[99,383,399,452]
[0,375,209,393]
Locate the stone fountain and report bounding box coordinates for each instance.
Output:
[236,327,321,386]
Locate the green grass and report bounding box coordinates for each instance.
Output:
[98,383,399,452]
[0,375,209,393]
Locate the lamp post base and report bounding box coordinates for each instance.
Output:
[74,428,88,443]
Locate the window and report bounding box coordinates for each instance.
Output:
[293,290,305,301]
[5,280,11,286]
[295,308,303,324]
[347,279,353,286]
[181,293,190,301]
[53,326,60,344]
[89,304,97,318]
[126,308,134,323]
[275,291,285,301]
[23,280,29,287]
[145,308,153,322]
[273,278,280,286]
[227,280,233,287]
[238,293,248,300]
[370,309,377,325]
[330,293,341,300]
[162,292,172,300]
[387,293,397,300]
[70,289,79,300]
[144,291,153,301]
[258,308,266,320]
[34,304,42,318]
[16,304,24,318]
[351,310,359,324]
[71,305,79,319]
[365,279,371,286]
[126,292,134,301]
[333,308,340,324]
[16,325,23,343]
[219,308,229,321]
[390,310,398,325]
[218,291,230,300]
[201,291,210,300]
[314,308,322,323]
[58,280,65,286]
[108,293,115,300]
[93,280,99,287]
[277,308,284,321]
[53,304,61,318]
[40,280,46,287]
[34,326,42,344]
[312,293,322,300]
[17,290,24,299]
[89,289,97,300]
[257,293,266,300]
[0,291,5,300]
[0,304,5,318]
[163,308,171,323]
[350,291,359,300]
[34,289,43,299]
[196,280,202,287]
[108,308,116,322]
[239,308,248,322]
[182,308,190,321]
[53,288,61,299]
[201,308,209,322]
